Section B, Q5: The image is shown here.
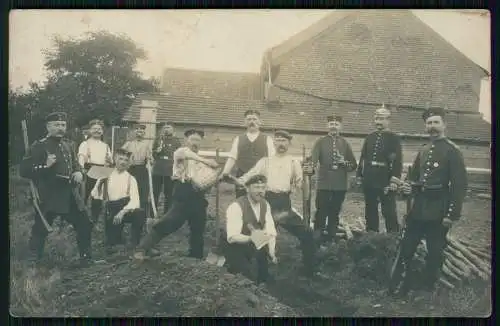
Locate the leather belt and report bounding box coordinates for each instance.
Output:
[160,156,170,160]
[370,161,387,167]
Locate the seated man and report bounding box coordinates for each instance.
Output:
[221,174,278,285]
[90,148,147,254]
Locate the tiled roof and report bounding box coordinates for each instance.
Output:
[264,10,488,111]
[123,93,490,143]
[161,67,262,100]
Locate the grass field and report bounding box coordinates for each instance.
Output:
[9,175,492,317]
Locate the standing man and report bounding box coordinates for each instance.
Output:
[356,104,403,233]
[151,122,182,213]
[237,130,319,277]
[309,115,358,244]
[133,129,219,260]
[222,174,278,285]
[90,148,146,255]
[78,119,113,220]
[396,107,467,296]
[122,123,153,209]
[20,112,93,266]
[220,110,275,198]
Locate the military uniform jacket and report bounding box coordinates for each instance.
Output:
[152,135,182,176]
[311,134,357,191]
[407,138,467,222]
[356,130,403,189]
[20,136,81,214]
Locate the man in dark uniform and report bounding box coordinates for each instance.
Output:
[309,115,358,244]
[356,104,403,233]
[220,110,275,198]
[122,123,153,209]
[20,112,93,266]
[396,107,467,296]
[151,122,182,213]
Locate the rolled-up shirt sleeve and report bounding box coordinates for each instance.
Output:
[123,176,140,210]
[227,137,239,160]
[265,202,277,237]
[239,158,265,185]
[226,202,244,242]
[78,141,88,168]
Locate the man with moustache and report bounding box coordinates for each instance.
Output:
[122,124,154,209]
[395,107,467,297]
[237,130,319,277]
[90,148,146,255]
[78,119,113,221]
[356,105,403,233]
[222,174,278,285]
[133,129,219,260]
[307,115,357,245]
[220,110,275,198]
[20,112,93,266]
[151,122,182,213]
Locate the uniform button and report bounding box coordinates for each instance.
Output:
[424,173,428,177]
[427,162,431,165]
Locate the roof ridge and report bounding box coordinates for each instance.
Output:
[163,67,260,76]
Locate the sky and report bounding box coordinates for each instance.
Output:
[9,9,491,121]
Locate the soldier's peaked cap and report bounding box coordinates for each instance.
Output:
[46,112,67,123]
[274,130,292,140]
[422,107,446,121]
[115,148,131,157]
[184,129,205,138]
[88,119,104,128]
[375,103,391,117]
[327,115,343,122]
[245,174,267,187]
[135,123,147,130]
[244,109,261,117]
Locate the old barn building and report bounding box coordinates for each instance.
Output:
[122,11,490,175]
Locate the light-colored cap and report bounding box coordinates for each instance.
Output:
[374,103,391,117]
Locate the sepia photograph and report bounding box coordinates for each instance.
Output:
[9,9,491,317]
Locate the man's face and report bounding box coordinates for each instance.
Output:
[162,125,174,136]
[244,114,261,130]
[274,137,290,153]
[248,183,266,201]
[114,154,130,170]
[186,133,202,152]
[90,124,104,138]
[46,121,67,137]
[425,115,446,137]
[374,115,389,130]
[328,120,342,133]
[135,128,145,139]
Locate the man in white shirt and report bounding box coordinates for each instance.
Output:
[133,129,219,260]
[236,130,318,277]
[78,119,113,221]
[222,174,277,285]
[220,110,275,198]
[90,148,146,255]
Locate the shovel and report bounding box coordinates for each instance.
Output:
[206,149,226,267]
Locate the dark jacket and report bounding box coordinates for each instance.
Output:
[152,135,182,176]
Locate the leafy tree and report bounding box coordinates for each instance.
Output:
[9,30,158,164]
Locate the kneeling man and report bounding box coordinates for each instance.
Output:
[90,148,146,254]
[223,174,277,284]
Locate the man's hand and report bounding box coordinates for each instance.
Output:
[113,210,126,225]
[400,182,412,195]
[270,254,278,264]
[388,182,398,192]
[46,153,57,167]
[442,217,453,229]
[203,158,219,169]
[72,171,84,184]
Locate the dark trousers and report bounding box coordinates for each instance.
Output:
[220,229,269,283]
[29,198,92,259]
[362,186,399,233]
[83,176,103,223]
[235,169,247,198]
[138,182,208,259]
[129,165,149,208]
[314,190,347,239]
[265,191,316,270]
[152,175,175,212]
[102,197,146,248]
[400,219,449,290]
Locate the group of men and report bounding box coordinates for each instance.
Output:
[20,102,467,296]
